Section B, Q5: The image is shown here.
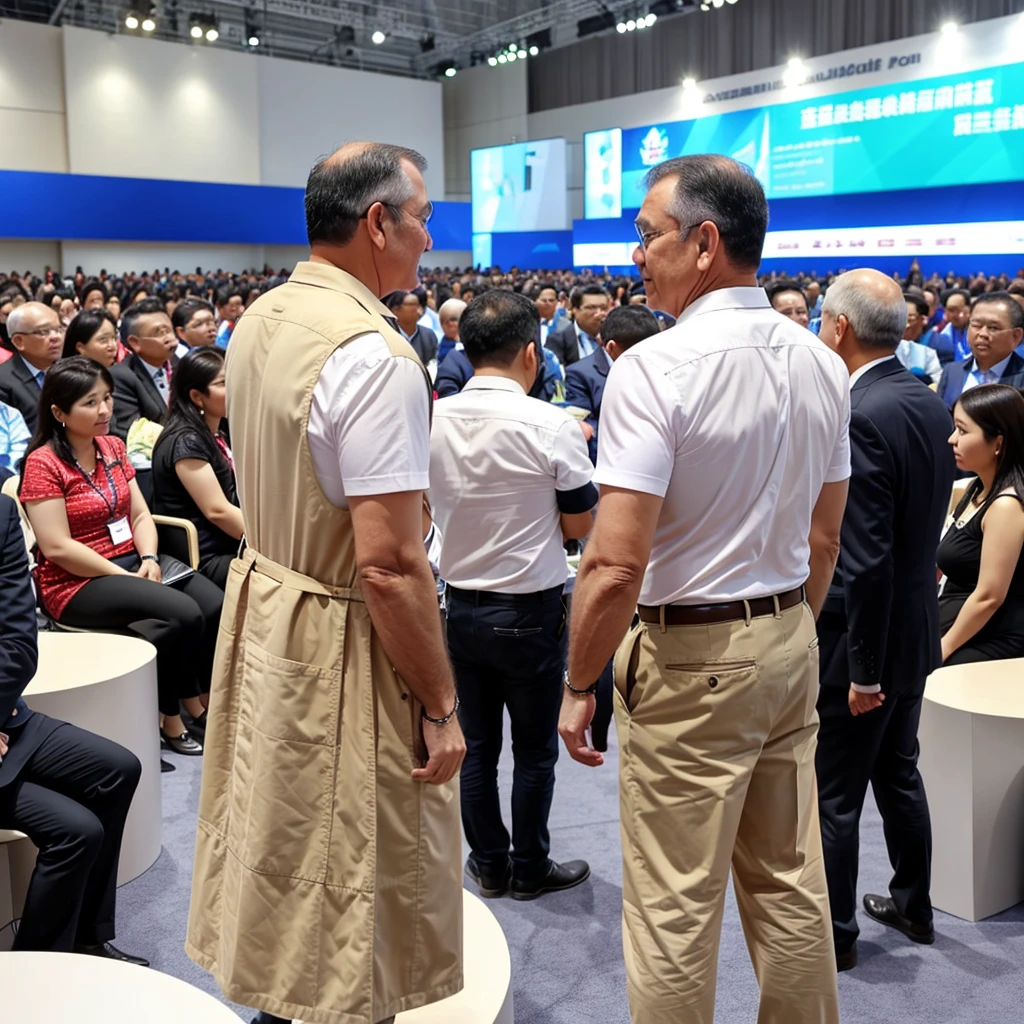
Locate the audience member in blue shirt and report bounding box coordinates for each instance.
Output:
[0,399,30,481]
[214,285,245,349]
[804,280,823,319]
[932,288,971,364]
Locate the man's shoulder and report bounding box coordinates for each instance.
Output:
[565,350,599,379]
[0,357,21,383]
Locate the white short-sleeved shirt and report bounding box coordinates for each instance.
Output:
[307,333,431,508]
[429,376,597,593]
[595,286,851,606]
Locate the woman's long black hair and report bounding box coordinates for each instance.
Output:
[18,356,114,489]
[955,383,1024,505]
[153,346,228,471]
[62,308,119,360]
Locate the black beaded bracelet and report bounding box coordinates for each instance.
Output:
[422,694,460,726]
[563,671,598,696]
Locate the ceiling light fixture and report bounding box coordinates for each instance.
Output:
[529,45,539,56]
[941,21,959,36]
[141,16,155,31]
[125,12,139,29]
[487,56,498,66]
[371,30,386,45]
[190,23,202,38]
[205,26,218,41]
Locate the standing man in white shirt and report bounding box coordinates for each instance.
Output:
[560,154,850,1024]
[430,290,597,902]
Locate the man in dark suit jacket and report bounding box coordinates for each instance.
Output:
[544,285,610,369]
[385,289,438,366]
[0,496,145,961]
[815,270,956,971]
[0,302,65,432]
[110,297,180,439]
[935,292,1024,410]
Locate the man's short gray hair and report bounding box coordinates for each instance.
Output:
[6,303,51,336]
[438,298,466,322]
[305,143,427,247]
[821,272,906,349]
[642,154,768,270]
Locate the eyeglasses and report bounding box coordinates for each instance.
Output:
[19,325,65,338]
[362,200,434,230]
[634,221,705,251]
[968,319,1015,334]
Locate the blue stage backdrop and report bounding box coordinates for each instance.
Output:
[0,170,472,252]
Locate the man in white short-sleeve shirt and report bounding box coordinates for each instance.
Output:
[561,155,849,1024]
[430,290,597,903]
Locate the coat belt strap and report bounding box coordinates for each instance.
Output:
[243,547,363,601]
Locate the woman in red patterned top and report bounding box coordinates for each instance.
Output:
[19,357,223,757]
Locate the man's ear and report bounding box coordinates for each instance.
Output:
[605,339,622,362]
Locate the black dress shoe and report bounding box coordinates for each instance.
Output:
[862,894,935,945]
[465,854,511,898]
[184,709,208,741]
[511,859,590,901]
[160,758,176,773]
[251,1014,292,1024]
[75,941,150,967]
[835,945,858,972]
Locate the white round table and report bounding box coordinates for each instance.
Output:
[17,633,162,886]
[0,952,241,1021]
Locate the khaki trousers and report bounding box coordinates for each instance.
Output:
[613,601,839,1024]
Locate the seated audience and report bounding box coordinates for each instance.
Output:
[933,288,972,364]
[0,493,146,963]
[545,285,609,367]
[0,399,30,481]
[111,298,178,439]
[896,293,942,384]
[939,384,1024,664]
[0,302,65,431]
[105,293,122,323]
[436,334,563,402]
[436,297,466,367]
[62,309,120,368]
[804,279,823,318]
[565,304,661,464]
[18,357,223,754]
[766,279,811,329]
[172,298,218,358]
[151,348,242,589]
[1008,277,1024,315]
[214,285,245,349]
[385,289,439,365]
[936,292,1024,409]
[79,279,108,312]
[534,284,566,345]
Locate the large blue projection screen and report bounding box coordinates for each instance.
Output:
[472,138,568,234]
[585,61,1024,217]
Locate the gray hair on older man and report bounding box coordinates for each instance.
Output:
[820,269,907,349]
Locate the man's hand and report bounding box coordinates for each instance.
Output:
[558,689,603,767]
[136,558,163,583]
[0,731,8,758]
[412,716,466,785]
[579,422,594,442]
[849,686,885,716]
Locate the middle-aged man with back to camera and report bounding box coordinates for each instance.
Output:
[430,289,597,902]
[559,154,851,1024]
[814,269,956,973]
[186,143,465,1024]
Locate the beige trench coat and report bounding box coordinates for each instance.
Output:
[185,262,463,1024]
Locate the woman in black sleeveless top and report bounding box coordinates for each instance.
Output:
[938,383,1024,665]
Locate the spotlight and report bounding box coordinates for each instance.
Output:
[713,0,725,7]
[529,45,539,55]
[497,53,507,63]
[726,0,739,3]
[941,21,959,36]
[125,12,139,28]
[205,26,218,41]
[488,56,497,66]
[248,34,260,46]
[636,16,647,28]
[783,56,805,87]
[616,22,627,32]
[645,13,657,26]
[190,23,203,38]
[371,30,386,44]
[700,2,710,9]
[442,63,457,77]
[508,50,517,60]
[626,19,636,30]
[682,76,696,89]
[141,16,155,31]
[519,47,528,58]
[509,42,517,51]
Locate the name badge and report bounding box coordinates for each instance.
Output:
[107,516,132,545]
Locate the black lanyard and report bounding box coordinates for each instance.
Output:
[75,454,119,521]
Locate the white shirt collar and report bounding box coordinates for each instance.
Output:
[461,375,526,396]
[849,355,897,390]
[675,286,772,326]
[141,358,166,381]
[970,353,1012,380]
[18,353,47,380]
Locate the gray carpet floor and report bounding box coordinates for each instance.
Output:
[114,726,1024,1023]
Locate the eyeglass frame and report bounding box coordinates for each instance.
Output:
[16,324,65,338]
[634,220,707,251]
[360,199,434,230]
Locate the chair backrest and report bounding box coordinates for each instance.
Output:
[1,476,37,564]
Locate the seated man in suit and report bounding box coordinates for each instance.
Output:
[534,284,566,346]
[931,288,971,365]
[385,289,438,366]
[0,303,65,432]
[111,297,179,439]
[436,335,563,402]
[544,285,609,369]
[935,292,1024,410]
[814,270,956,971]
[0,495,146,963]
[565,304,661,465]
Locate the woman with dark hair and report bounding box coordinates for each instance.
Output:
[18,357,223,754]
[171,297,217,356]
[939,383,1024,664]
[62,309,119,367]
[151,347,242,589]
[79,279,108,312]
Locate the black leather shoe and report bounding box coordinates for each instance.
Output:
[511,859,590,901]
[75,941,150,967]
[862,894,935,945]
[465,854,511,898]
[184,709,208,741]
[835,945,858,972]
[251,1014,292,1024]
[160,758,176,773]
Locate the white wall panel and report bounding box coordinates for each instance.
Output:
[257,57,444,196]
[0,21,68,172]
[62,26,261,184]
[421,250,472,269]
[60,242,267,276]
[0,240,62,278]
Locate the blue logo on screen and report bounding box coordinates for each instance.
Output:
[639,128,670,166]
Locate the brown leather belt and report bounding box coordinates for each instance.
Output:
[638,586,805,627]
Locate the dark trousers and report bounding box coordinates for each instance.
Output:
[0,723,141,951]
[200,552,234,591]
[446,587,564,883]
[815,626,933,953]
[60,572,223,716]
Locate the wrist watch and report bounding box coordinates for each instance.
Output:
[140,554,159,563]
[563,670,598,696]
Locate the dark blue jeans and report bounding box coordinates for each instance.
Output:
[446,587,565,884]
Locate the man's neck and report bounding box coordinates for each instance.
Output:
[138,353,165,369]
[309,247,385,299]
[845,348,895,377]
[474,365,529,391]
[19,352,49,373]
[676,268,759,317]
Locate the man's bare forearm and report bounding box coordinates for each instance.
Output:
[361,562,456,719]
[568,559,643,688]
[806,540,840,620]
